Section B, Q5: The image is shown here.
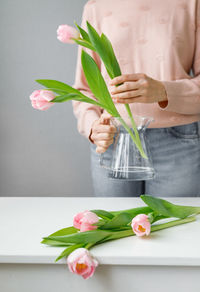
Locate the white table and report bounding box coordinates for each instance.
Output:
[0,197,200,292]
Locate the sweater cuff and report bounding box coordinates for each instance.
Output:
[157,81,175,111]
[83,110,100,141]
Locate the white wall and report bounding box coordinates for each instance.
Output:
[0,0,94,196]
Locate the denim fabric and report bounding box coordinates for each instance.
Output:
[90,121,200,197]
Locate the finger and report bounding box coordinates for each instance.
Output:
[96,139,113,148]
[109,73,146,86]
[96,146,107,154]
[100,114,111,125]
[100,113,112,120]
[110,81,140,95]
[95,132,115,141]
[112,89,141,100]
[94,124,117,134]
[91,132,114,143]
[101,119,109,125]
[114,96,148,104]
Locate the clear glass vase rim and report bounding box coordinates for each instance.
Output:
[111,115,154,130]
[114,114,154,122]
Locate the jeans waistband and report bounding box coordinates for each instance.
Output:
[198,121,200,136]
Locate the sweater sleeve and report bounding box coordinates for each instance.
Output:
[72,1,102,139]
[158,0,200,115]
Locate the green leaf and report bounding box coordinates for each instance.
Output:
[90,209,114,220]
[36,79,111,110]
[100,33,121,78]
[141,195,200,219]
[41,240,73,247]
[99,216,197,244]
[86,21,111,69]
[55,243,84,262]
[35,79,84,97]
[85,22,120,79]
[35,79,108,108]
[41,226,78,245]
[42,88,70,95]
[81,50,119,117]
[51,93,104,108]
[85,22,146,159]
[110,206,153,217]
[151,216,196,231]
[52,93,81,103]
[99,212,132,229]
[92,219,106,227]
[152,214,170,223]
[74,21,91,43]
[86,22,114,78]
[43,229,112,244]
[73,39,95,51]
[48,226,78,237]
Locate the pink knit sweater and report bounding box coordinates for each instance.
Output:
[72,0,200,139]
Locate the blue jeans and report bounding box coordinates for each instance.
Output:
[90,121,200,197]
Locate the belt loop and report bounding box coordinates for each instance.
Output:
[198,120,200,137]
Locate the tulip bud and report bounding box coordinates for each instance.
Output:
[131,214,151,236]
[67,248,98,279]
[57,24,80,44]
[73,210,99,232]
[30,89,55,111]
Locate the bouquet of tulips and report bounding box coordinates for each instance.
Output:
[30,21,147,158]
[41,195,200,279]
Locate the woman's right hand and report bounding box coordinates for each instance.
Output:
[89,113,117,153]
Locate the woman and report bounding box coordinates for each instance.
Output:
[72,0,200,197]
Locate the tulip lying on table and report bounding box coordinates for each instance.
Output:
[41,195,200,280]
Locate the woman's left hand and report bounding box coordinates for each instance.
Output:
[109,73,167,104]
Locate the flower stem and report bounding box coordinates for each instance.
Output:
[85,242,94,249]
[110,206,153,216]
[125,104,140,141]
[101,216,196,242]
[117,116,147,159]
[151,216,196,232]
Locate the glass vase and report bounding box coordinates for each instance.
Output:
[100,115,156,180]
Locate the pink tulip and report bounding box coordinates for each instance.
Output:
[73,210,99,232]
[30,90,55,111]
[57,24,80,44]
[67,248,98,279]
[131,214,151,237]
